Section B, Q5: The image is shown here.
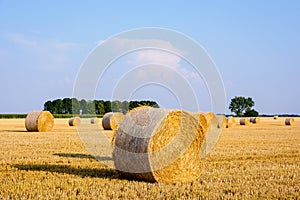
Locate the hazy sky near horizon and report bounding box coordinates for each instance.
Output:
[0,1,299,114]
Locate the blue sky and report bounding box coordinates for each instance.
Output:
[0,1,299,114]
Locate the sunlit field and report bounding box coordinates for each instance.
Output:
[0,118,299,199]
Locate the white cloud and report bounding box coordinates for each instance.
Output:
[11,34,38,47]
[128,50,181,67]
[127,49,202,84]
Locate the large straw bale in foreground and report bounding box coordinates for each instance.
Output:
[25,111,54,132]
[113,107,204,183]
[102,112,125,130]
[128,105,152,113]
[68,117,80,126]
[285,118,295,126]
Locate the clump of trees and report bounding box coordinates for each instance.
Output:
[229,96,259,117]
[43,98,159,115]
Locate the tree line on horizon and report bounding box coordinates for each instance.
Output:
[43,98,159,115]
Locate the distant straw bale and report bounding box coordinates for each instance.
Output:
[68,117,80,126]
[25,111,54,132]
[240,118,250,125]
[102,112,125,130]
[90,117,100,124]
[204,112,217,128]
[226,117,236,128]
[195,112,221,157]
[113,107,204,183]
[285,118,294,126]
[217,115,227,129]
[250,117,260,124]
[274,116,278,120]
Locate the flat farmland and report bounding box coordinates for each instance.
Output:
[0,118,299,199]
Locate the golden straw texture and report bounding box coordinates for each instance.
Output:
[250,117,260,124]
[68,117,80,126]
[240,118,250,125]
[226,117,236,128]
[217,115,227,129]
[102,112,125,130]
[113,107,204,183]
[285,118,295,126]
[25,111,54,132]
[90,118,100,124]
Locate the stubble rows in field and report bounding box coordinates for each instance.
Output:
[0,118,299,199]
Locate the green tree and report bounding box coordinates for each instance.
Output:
[86,100,96,114]
[44,100,54,113]
[72,98,80,114]
[244,109,259,117]
[112,100,122,112]
[62,98,72,114]
[103,101,112,113]
[80,99,88,114]
[95,100,105,115]
[229,96,255,117]
[53,99,63,114]
[121,101,129,114]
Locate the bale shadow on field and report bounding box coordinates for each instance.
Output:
[13,164,118,179]
[53,153,96,159]
[0,130,27,133]
[53,153,113,161]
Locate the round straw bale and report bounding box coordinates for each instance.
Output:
[113,107,204,183]
[226,117,236,128]
[194,112,221,157]
[274,115,278,120]
[217,115,227,129]
[193,113,208,134]
[240,118,250,125]
[204,112,217,128]
[250,117,260,124]
[68,117,80,126]
[90,117,100,124]
[128,105,152,114]
[285,118,294,126]
[102,112,125,130]
[25,111,54,132]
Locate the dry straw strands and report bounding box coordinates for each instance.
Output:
[226,117,236,128]
[90,118,100,124]
[25,111,54,132]
[102,112,125,130]
[192,112,208,134]
[194,112,221,157]
[68,117,80,126]
[240,118,250,125]
[285,118,295,126]
[217,115,227,129]
[204,112,216,128]
[113,107,204,183]
[128,105,152,114]
[250,117,260,124]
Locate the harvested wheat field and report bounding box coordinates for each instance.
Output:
[0,117,300,199]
